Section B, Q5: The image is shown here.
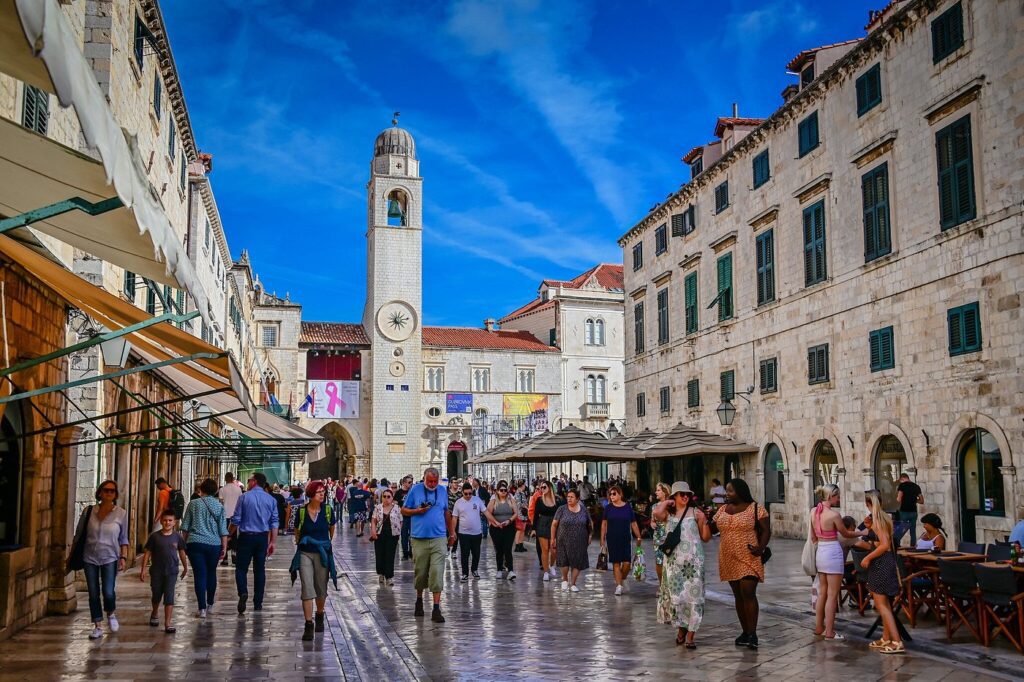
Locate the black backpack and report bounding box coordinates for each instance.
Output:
[170,489,186,519]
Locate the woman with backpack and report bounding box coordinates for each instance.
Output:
[292,481,336,641]
[179,478,229,618]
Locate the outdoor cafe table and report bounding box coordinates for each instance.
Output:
[977,560,1024,575]
[897,549,988,565]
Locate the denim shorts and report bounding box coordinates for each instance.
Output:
[151,571,177,606]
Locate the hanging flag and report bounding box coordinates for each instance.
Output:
[299,388,315,417]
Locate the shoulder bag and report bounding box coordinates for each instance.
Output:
[801,510,818,576]
[67,505,93,572]
[658,507,688,557]
[753,502,772,564]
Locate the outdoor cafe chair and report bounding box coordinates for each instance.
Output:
[849,548,873,615]
[958,541,986,555]
[937,558,983,644]
[987,544,1012,562]
[973,563,1024,653]
[897,553,941,627]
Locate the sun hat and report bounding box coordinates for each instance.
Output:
[670,481,694,496]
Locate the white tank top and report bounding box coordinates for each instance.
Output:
[916,537,936,550]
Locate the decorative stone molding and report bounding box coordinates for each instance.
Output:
[792,173,832,204]
[709,231,738,254]
[629,286,647,300]
[850,131,898,168]
[678,253,702,270]
[652,270,672,286]
[923,76,985,125]
[748,205,779,232]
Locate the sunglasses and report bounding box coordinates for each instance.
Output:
[498,488,508,492]
[382,494,393,499]
[100,488,117,493]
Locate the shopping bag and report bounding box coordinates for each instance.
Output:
[596,547,609,571]
[632,546,647,582]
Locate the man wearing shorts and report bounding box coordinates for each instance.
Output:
[402,468,455,623]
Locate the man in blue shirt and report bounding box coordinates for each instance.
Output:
[402,467,455,623]
[229,472,279,614]
[1010,519,1024,545]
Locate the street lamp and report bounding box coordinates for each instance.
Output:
[716,400,736,426]
[97,327,131,368]
[606,422,619,439]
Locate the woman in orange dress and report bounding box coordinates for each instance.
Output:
[710,478,771,650]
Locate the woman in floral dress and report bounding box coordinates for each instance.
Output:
[656,482,711,649]
[650,482,672,583]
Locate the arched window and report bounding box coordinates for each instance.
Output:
[764,444,785,506]
[595,319,606,345]
[958,428,1004,543]
[474,407,488,419]
[811,440,838,490]
[584,319,595,345]
[586,374,606,403]
[386,189,408,227]
[873,436,907,511]
[596,375,606,403]
[260,371,278,407]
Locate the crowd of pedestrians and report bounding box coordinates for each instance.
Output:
[65,465,933,659]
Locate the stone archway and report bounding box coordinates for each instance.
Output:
[310,422,356,481]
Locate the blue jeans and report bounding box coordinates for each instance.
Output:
[234,533,268,607]
[895,511,918,546]
[401,516,412,558]
[83,561,118,623]
[187,543,222,610]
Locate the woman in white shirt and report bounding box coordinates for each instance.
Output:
[452,483,486,581]
[915,513,946,551]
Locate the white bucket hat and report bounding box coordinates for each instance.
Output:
[670,481,694,497]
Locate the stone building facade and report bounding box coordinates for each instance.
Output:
[618,0,1022,542]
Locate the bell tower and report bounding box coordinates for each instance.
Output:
[363,115,424,481]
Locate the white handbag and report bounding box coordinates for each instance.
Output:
[801,516,817,577]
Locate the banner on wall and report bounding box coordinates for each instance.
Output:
[306,380,360,419]
[446,393,473,413]
[503,394,549,431]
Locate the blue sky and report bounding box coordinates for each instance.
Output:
[162,0,878,326]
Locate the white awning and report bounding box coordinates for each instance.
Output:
[0,0,212,324]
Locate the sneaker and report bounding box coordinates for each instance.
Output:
[561,580,569,591]
[314,612,325,633]
[149,617,160,627]
[542,572,551,582]
[378,575,385,585]
[614,585,623,596]
[414,598,424,617]
[747,633,759,650]
[508,571,517,581]
[196,609,207,618]
[431,606,445,623]
[461,574,469,582]
[549,567,559,577]
[107,614,119,633]
[385,578,394,587]
[570,585,580,593]
[472,572,480,580]
[734,632,750,647]
[89,626,103,640]
[302,620,314,642]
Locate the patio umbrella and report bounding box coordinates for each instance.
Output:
[499,425,644,463]
[636,422,758,459]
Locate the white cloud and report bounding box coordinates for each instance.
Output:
[424,226,544,281]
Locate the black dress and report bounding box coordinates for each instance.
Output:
[865,531,900,597]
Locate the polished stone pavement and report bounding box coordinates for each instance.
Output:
[0,523,1018,681]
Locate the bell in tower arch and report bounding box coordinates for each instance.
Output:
[386,191,407,226]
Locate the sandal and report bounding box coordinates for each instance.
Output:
[879,641,905,655]
[164,626,176,634]
[675,633,686,646]
[685,640,697,650]
[824,632,845,641]
[149,617,159,627]
[868,638,890,649]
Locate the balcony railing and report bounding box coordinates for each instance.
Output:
[583,402,610,419]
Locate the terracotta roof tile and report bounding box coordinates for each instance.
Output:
[499,298,556,323]
[300,322,369,346]
[714,116,767,138]
[422,326,558,352]
[501,264,623,324]
[786,38,862,72]
[681,145,705,163]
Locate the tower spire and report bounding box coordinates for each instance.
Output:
[392,111,400,127]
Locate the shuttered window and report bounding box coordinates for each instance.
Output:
[947,302,981,356]
[632,243,643,271]
[931,2,964,63]
[719,370,735,402]
[686,379,700,408]
[752,150,770,188]
[655,224,668,254]
[803,201,827,286]
[714,181,729,213]
[180,154,187,193]
[633,302,645,355]
[657,288,669,345]
[759,357,778,393]
[671,213,685,238]
[684,271,698,335]
[856,64,882,116]
[22,85,49,135]
[798,111,820,157]
[123,270,136,302]
[869,326,895,372]
[755,229,775,305]
[715,253,733,321]
[862,163,892,261]
[134,15,146,69]
[548,328,556,346]
[168,125,176,158]
[659,386,671,413]
[672,207,696,238]
[153,76,162,119]
[636,392,645,417]
[807,343,829,385]
[935,115,975,230]
[690,158,703,179]
[145,280,157,315]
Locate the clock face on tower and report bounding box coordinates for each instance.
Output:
[376,300,418,342]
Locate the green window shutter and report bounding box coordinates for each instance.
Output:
[168,125,176,158]
[799,112,819,157]
[153,77,161,119]
[719,370,735,402]
[22,85,49,135]
[684,272,698,334]
[808,344,829,384]
[803,202,826,286]
[687,379,699,408]
[634,302,644,354]
[671,213,685,238]
[716,253,733,321]
[752,150,770,188]
[657,288,669,344]
[869,327,896,372]
[145,281,156,315]
[123,270,136,301]
[936,115,975,230]
[686,205,696,234]
[756,229,775,305]
[715,181,729,213]
[856,64,882,116]
[863,163,891,262]
[633,243,643,271]
[759,358,777,393]
[949,302,981,356]
[932,2,964,63]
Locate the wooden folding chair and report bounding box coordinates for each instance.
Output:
[937,558,983,643]
[897,554,941,627]
[849,549,873,615]
[974,564,1024,653]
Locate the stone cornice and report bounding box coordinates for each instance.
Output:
[616,0,938,247]
[922,76,985,124]
[793,173,832,204]
[850,131,898,168]
[652,270,672,286]
[709,231,738,253]
[748,205,780,231]
[629,285,647,300]
[678,252,702,270]
[142,0,198,161]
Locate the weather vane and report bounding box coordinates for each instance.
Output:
[392,111,400,126]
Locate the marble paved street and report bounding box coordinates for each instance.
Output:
[0,522,1018,681]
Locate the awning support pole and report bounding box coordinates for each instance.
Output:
[0,351,225,405]
[0,196,124,234]
[56,407,245,448]
[0,310,200,378]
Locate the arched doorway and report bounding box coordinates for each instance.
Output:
[447,441,466,479]
[763,444,785,508]
[874,436,908,512]
[311,422,353,481]
[0,405,24,548]
[811,440,839,492]
[958,428,1004,543]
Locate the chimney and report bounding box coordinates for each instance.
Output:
[483,318,498,332]
[732,102,739,117]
